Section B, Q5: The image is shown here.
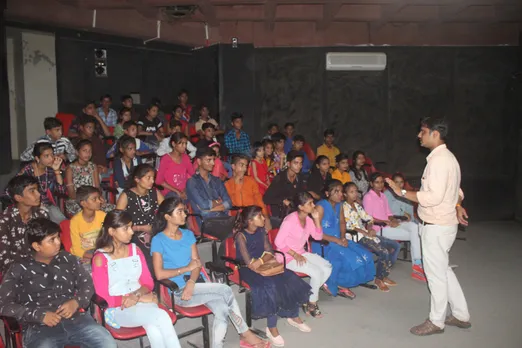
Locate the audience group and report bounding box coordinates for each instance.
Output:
[0,90,427,348]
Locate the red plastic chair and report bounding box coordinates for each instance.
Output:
[303,143,316,162]
[56,113,76,138]
[60,220,72,253]
[91,295,176,348]
[157,269,212,348]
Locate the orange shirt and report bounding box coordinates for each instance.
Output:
[225,176,268,216]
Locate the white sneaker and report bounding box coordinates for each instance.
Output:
[287,318,312,332]
[265,327,285,347]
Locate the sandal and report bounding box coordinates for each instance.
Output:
[240,340,271,348]
[337,287,356,300]
[306,302,323,318]
[320,284,333,296]
[375,279,390,293]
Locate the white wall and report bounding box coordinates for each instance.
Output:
[21,31,58,144]
[6,37,19,160]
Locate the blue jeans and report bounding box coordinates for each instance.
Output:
[23,312,116,348]
[174,283,249,348]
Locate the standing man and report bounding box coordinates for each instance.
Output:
[386,117,471,336]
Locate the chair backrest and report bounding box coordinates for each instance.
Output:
[223,236,242,286]
[59,220,72,253]
[303,142,316,162]
[186,203,202,237]
[56,113,75,137]
[267,228,279,246]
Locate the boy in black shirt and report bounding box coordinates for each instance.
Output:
[0,218,116,348]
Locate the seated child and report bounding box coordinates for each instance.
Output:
[65,139,115,216]
[156,118,197,159]
[113,135,142,193]
[20,117,76,163]
[71,115,109,175]
[18,142,67,224]
[70,186,106,270]
[343,182,400,292]
[332,153,352,184]
[0,218,117,348]
[106,120,154,158]
[137,103,164,146]
[291,135,311,173]
[92,210,180,348]
[263,123,279,140]
[317,129,340,170]
[0,175,48,274]
[248,141,270,195]
[156,132,195,199]
[271,132,287,172]
[224,112,251,157]
[262,138,278,179]
[114,107,132,138]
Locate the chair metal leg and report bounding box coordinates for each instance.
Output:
[359,283,377,290]
[202,315,210,348]
[245,291,267,339]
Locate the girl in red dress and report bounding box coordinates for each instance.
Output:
[249,142,270,195]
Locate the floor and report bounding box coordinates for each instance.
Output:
[3,220,521,348]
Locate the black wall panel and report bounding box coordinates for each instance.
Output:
[56,33,193,117]
[251,46,520,221]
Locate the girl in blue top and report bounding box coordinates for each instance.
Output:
[312,179,376,299]
[150,197,269,348]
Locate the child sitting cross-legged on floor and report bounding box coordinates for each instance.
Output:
[70,186,107,271]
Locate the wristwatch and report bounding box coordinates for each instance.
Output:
[401,189,407,197]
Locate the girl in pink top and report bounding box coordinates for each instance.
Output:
[156,132,195,199]
[274,192,332,318]
[249,142,270,195]
[92,210,181,348]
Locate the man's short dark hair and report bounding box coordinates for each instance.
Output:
[202,122,215,131]
[287,150,304,162]
[7,175,38,199]
[271,132,286,142]
[293,135,305,143]
[324,129,335,137]
[169,119,182,129]
[420,117,448,141]
[123,120,137,130]
[76,185,100,204]
[284,122,294,129]
[267,123,278,131]
[121,94,132,103]
[230,112,243,122]
[196,148,216,159]
[44,117,62,130]
[26,217,61,247]
[178,89,189,97]
[199,104,208,112]
[336,153,350,164]
[80,115,97,127]
[33,142,53,158]
[231,154,250,165]
[100,94,112,102]
[83,100,96,108]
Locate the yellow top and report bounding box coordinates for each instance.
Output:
[331,169,352,184]
[317,144,340,167]
[70,210,106,258]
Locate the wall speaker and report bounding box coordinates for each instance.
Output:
[94,48,107,77]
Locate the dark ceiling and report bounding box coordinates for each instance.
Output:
[6,0,522,46]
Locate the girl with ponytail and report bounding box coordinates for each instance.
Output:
[150,198,269,348]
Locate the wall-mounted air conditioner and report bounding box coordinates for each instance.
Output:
[326,52,387,71]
